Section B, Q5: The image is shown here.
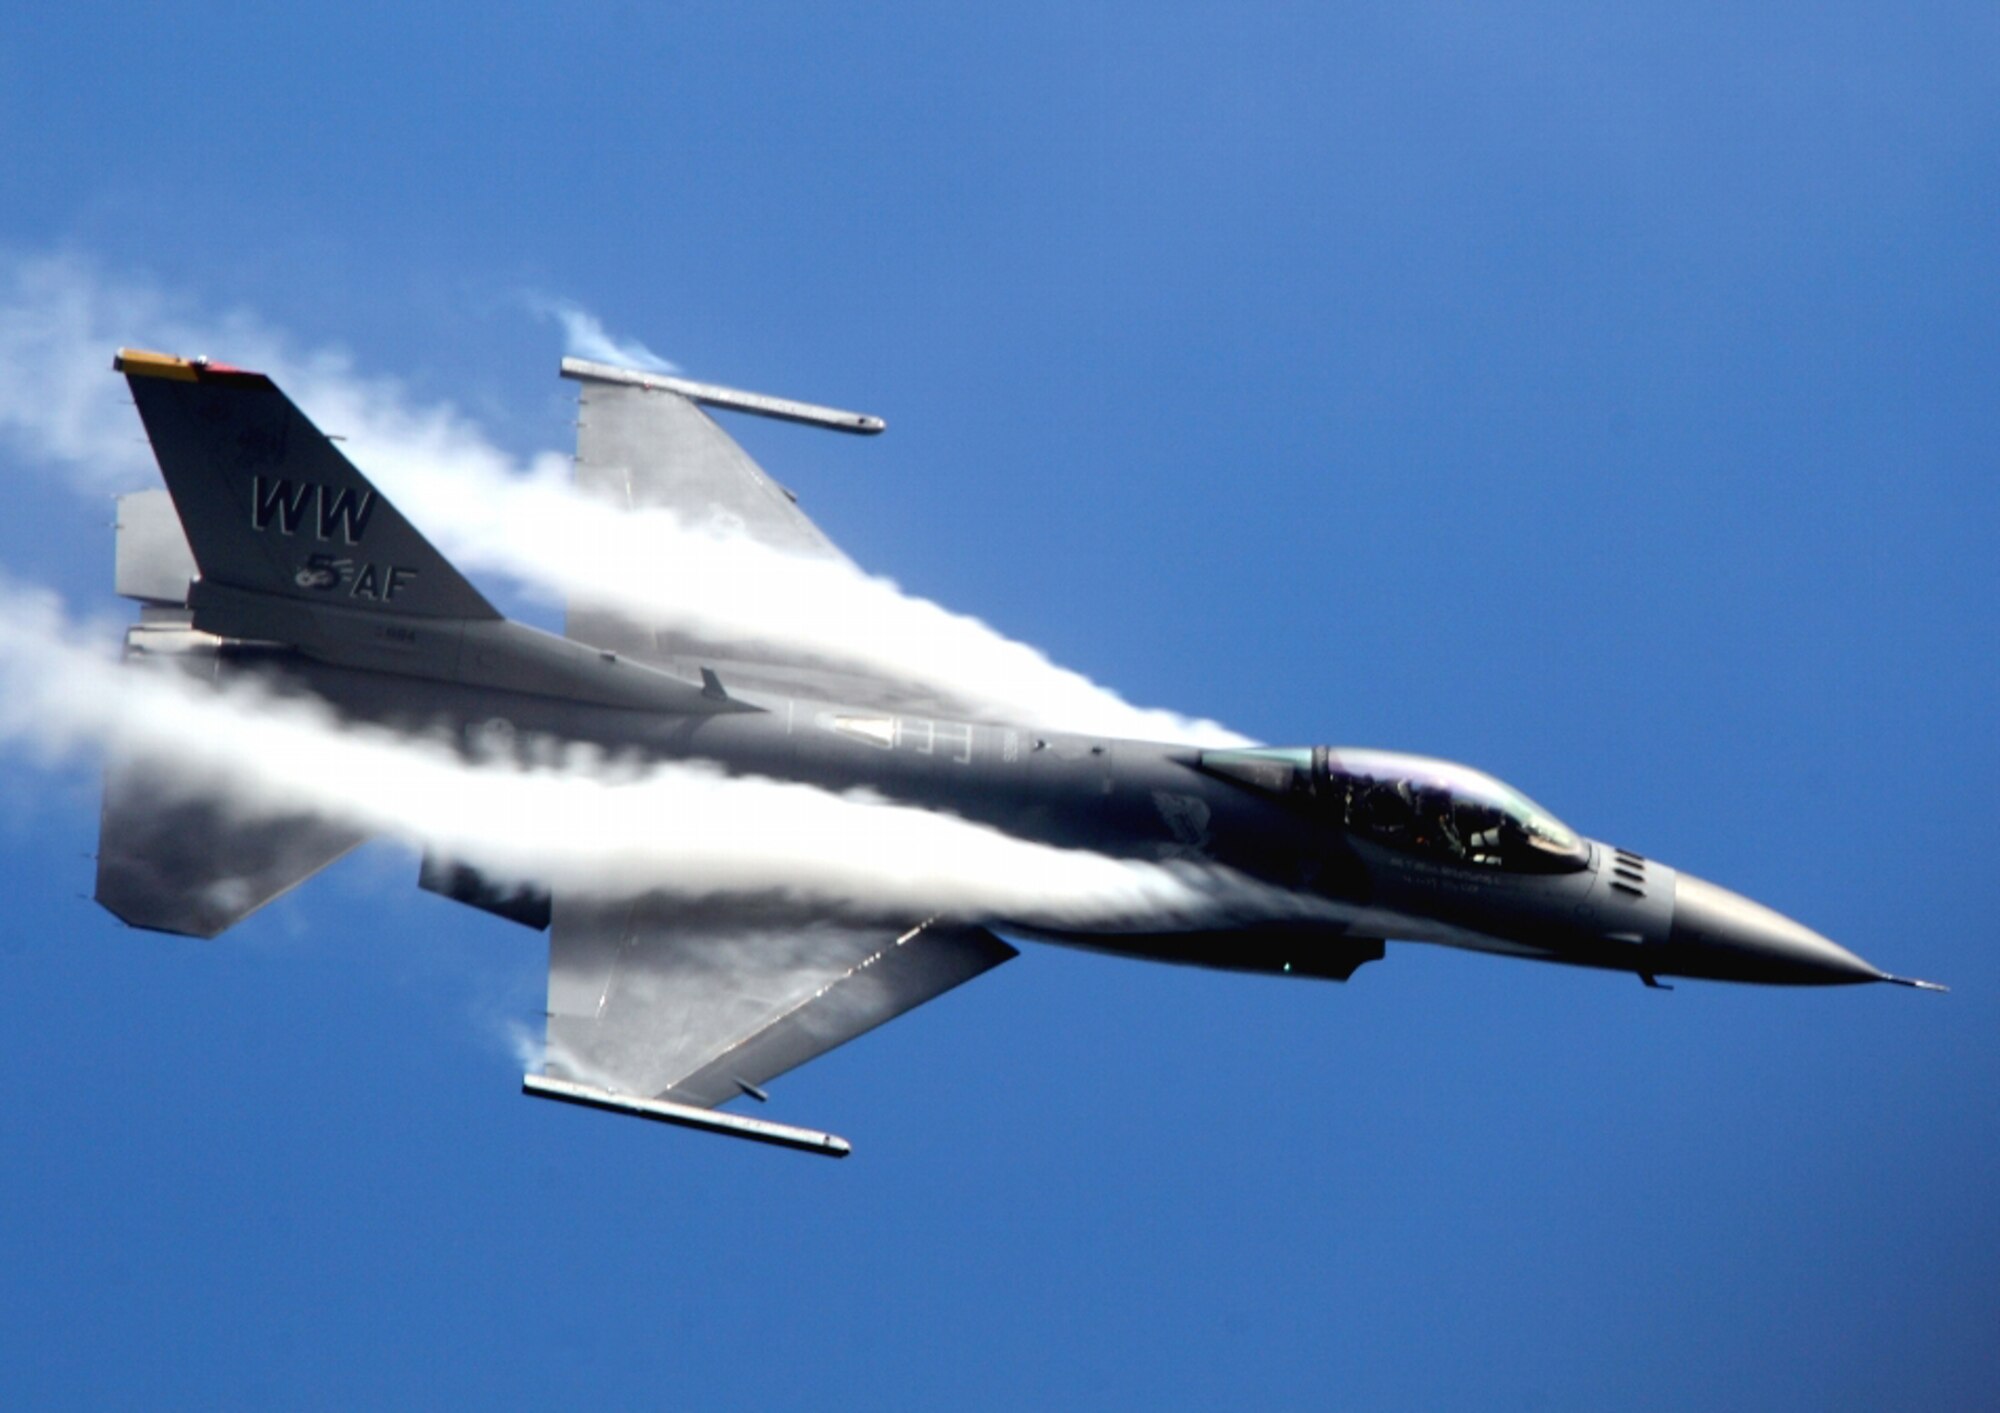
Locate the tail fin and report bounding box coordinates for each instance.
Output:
[115,349,496,621]
[95,346,464,938]
[114,348,737,708]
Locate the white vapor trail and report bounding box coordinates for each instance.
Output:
[394,471,1253,745]
[0,251,1248,746]
[526,294,680,373]
[0,584,1301,930]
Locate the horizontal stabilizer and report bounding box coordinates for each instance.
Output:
[115,489,196,606]
[97,754,365,939]
[94,620,366,938]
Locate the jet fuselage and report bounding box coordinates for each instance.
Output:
[261,646,1895,991]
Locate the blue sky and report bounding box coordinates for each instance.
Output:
[1,6,1995,1409]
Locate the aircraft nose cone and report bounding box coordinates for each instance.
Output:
[1667,873,1884,985]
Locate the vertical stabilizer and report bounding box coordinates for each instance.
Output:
[115,349,496,621]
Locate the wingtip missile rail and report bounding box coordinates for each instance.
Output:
[522,1074,853,1157]
[559,357,885,434]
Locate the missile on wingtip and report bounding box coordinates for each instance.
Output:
[560,357,885,434]
[521,1074,852,1157]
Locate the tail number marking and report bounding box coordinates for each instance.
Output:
[252,476,378,545]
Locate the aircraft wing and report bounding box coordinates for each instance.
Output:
[529,895,1017,1155]
[561,360,992,716]
[564,357,854,676]
[566,357,860,577]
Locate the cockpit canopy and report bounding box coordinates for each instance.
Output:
[1199,746,1591,874]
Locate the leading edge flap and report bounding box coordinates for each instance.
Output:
[543,898,1016,1111]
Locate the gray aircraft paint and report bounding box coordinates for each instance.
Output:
[92,348,1944,1156]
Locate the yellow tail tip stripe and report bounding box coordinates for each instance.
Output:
[113,348,200,381]
[112,348,270,385]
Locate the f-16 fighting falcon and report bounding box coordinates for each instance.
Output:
[96,348,1944,1156]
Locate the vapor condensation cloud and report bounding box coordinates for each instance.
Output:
[525,294,680,374]
[0,584,1306,931]
[0,251,1248,746]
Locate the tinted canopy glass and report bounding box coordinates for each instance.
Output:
[1200,746,1590,873]
[1325,749,1588,872]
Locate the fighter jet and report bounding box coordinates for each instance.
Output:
[95,348,1944,1156]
